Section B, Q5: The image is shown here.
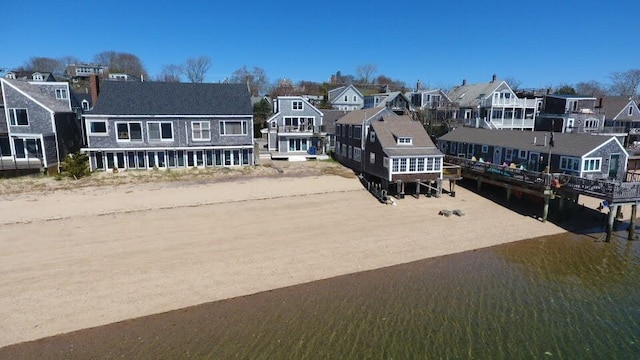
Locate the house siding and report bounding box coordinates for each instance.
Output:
[4,85,55,136]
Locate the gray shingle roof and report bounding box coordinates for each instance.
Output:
[321,109,349,134]
[90,81,252,115]
[438,127,620,157]
[371,115,443,157]
[599,96,636,120]
[336,107,393,125]
[3,79,72,113]
[447,80,504,107]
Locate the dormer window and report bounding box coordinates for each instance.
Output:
[6,73,15,79]
[397,137,412,145]
[33,73,43,81]
[292,100,303,110]
[81,100,90,110]
[55,88,68,100]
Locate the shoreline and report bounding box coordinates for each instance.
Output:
[0,169,607,348]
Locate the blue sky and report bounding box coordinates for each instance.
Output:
[3,0,640,90]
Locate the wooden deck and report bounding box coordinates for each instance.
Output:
[445,155,640,205]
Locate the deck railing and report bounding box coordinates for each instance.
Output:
[445,155,640,202]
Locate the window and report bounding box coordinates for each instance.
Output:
[192,121,211,141]
[292,100,303,110]
[353,95,357,102]
[116,122,142,141]
[82,100,90,110]
[370,152,376,164]
[349,126,353,138]
[583,158,601,172]
[220,120,248,135]
[629,106,634,116]
[370,131,376,142]
[417,158,425,171]
[409,158,417,172]
[584,119,599,129]
[481,145,488,153]
[348,145,352,159]
[397,137,412,145]
[344,95,348,102]
[353,148,361,162]
[505,149,513,161]
[288,138,308,152]
[55,88,68,99]
[560,156,580,171]
[148,122,173,141]
[392,158,400,172]
[89,121,107,135]
[354,126,361,140]
[519,150,527,159]
[9,109,28,126]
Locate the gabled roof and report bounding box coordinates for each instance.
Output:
[89,81,252,116]
[328,84,364,103]
[336,107,394,125]
[371,115,442,157]
[438,127,622,158]
[598,96,639,120]
[447,80,507,107]
[1,78,71,113]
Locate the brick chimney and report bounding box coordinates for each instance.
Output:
[89,74,100,108]
[462,79,467,86]
[491,74,497,82]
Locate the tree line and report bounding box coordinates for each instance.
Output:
[6,52,640,99]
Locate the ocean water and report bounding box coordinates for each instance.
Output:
[2,231,639,359]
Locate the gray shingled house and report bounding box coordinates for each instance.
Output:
[82,81,254,171]
[336,108,444,196]
[437,127,628,180]
[266,96,324,159]
[1,78,83,173]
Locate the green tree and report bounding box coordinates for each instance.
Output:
[555,84,576,95]
[253,98,272,137]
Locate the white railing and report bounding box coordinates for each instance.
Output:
[482,97,538,108]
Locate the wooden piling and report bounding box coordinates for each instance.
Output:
[542,195,550,223]
[629,204,637,241]
[606,205,617,242]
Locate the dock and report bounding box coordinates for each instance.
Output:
[445,155,640,242]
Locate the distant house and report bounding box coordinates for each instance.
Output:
[599,96,640,144]
[408,88,454,124]
[327,84,364,111]
[447,75,540,130]
[107,73,139,81]
[82,81,254,171]
[336,108,444,196]
[535,94,605,134]
[5,71,56,82]
[0,78,83,173]
[65,63,107,83]
[363,90,412,115]
[438,127,628,180]
[266,96,324,158]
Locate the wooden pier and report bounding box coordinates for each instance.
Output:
[445,155,640,242]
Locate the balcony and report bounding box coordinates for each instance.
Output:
[481,97,538,108]
[278,125,320,134]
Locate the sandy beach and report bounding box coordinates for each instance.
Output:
[0,164,605,348]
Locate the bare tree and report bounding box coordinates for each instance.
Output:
[230,66,268,95]
[503,76,522,91]
[93,51,148,79]
[575,81,608,97]
[23,57,64,74]
[186,56,212,83]
[157,64,184,82]
[356,64,377,84]
[609,69,640,98]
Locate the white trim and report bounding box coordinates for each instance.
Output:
[81,144,254,152]
[191,121,211,141]
[147,121,174,141]
[87,120,109,136]
[7,108,29,126]
[83,114,252,119]
[583,136,628,159]
[220,120,248,136]
[114,121,144,142]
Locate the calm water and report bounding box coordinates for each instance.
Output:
[2,231,639,359]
